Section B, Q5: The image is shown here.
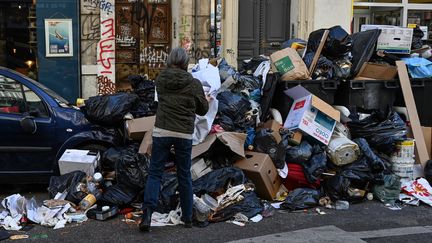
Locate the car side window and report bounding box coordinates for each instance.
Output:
[0,74,49,117]
[0,75,26,114]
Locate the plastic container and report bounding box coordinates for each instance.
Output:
[391,139,415,161]
[394,78,432,126]
[392,162,414,180]
[272,80,339,121]
[79,194,97,210]
[334,79,399,111]
[335,200,349,210]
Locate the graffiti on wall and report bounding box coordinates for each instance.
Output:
[83,0,114,14]
[97,0,116,95]
[116,4,137,48]
[140,46,169,68]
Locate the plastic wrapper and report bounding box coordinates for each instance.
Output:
[101,184,137,206]
[401,178,432,207]
[253,129,287,169]
[83,93,139,127]
[280,188,320,211]
[333,57,352,80]
[402,57,432,79]
[306,25,352,60]
[348,111,407,155]
[372,174,401,204]
[230,73,262,94]
[285,141,313,164]
[218,58,237,82]
[47,171,87,204]
[303,146,328,183]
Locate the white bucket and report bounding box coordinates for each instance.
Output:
[392,163,414,180]
[392,139,415,161]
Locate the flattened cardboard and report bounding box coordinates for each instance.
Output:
[411,127,432,164]
[191,132,247,159]
[354,62,398,80]
[126,116,156,140]
[234,151,281,200]
[138,129,153,155]
[396,61,430,166]
[191,158,212,181]
[309,29,329,74]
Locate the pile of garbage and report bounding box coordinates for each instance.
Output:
[3,24,432,233]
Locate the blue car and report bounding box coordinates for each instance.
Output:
[0,67,121,183]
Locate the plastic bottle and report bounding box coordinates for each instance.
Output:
[335,200,349,210]
[79,194,97,210]
[87,181,102,200]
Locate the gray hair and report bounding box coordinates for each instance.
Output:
[166,48,190,70]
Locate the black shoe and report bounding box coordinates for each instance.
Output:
[184,221,192,228]
[139,209,152,232]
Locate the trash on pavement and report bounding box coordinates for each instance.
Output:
[58,149,100,176]
[401,178,432,207]
[280,188,320,211]
[86,205,118,221]
[373,174,401,204]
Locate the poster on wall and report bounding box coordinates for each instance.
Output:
[44,19,73,57]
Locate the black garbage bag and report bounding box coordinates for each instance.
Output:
[101,184,137,206]
[286,141,313,164]
[83,93,139,127]
[348,111,407,155]
[354,138,385,174]
[333,57,352,80]
[193,167,247,196]
[114,145,151,190]
[372,174,401,204]
[323,174,352,202]
[241,56,269,74]
[215,91,253,132]
[303,52,333,79]
[210,191,263,222]
[425,160,432,185]
[199,139,244,169]
[259,73,279,121]
[303,146,327,183]
[219,58,237,82]
[157,172,179,213]
[412,25,425,50]
[48,171,87,204]
[351,29,381,77]
[128,75,158,118]
[253,129,286,169]
[229,73,262,94]
[280,188,320,211]
[307,25,352,60]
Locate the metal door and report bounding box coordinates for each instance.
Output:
[238,0,290,67]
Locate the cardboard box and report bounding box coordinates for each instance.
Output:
[191,132,247,159]
[361,25,413,54]
[126,116,155,140]
[59,149,100,175]
[283,85,340,145]
[234,151,281,200]
[354,62,398,80]
[412,127,432,164]
[191,158,212,181]
[289,131,303,145]
[138,129,153,155]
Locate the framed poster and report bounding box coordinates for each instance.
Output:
[44,19,73,57]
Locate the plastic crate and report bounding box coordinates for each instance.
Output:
[394,78,432,126]
[334,79,399,111]
[272,80,339,121]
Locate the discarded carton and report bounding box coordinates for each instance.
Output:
[191,132,246,159]
[138,129,153,155]
[283,85,340,145]
[289,131,303,145]
[354,62,398,80]
[361,25,413,54]
[125,116,155,140]
[234,151,282,201]
[270,48,310,81]
[58,149,100,175]
[191,158,213,181]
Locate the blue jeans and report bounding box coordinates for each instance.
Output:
[143,136,193,221]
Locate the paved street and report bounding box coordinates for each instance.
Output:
[1,184,432,243]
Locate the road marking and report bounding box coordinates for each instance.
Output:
[228,225,432,243]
